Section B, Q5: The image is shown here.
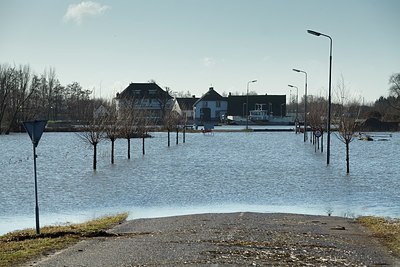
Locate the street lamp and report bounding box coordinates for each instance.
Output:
[293,69,308,142]
[246,80,257,130]
[288,84,299,123]
[308,29,332,165]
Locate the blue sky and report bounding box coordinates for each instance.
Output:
[0,0,399,102]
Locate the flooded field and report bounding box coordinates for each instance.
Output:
[0,130,399,234]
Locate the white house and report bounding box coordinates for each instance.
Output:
[193,87,227,124]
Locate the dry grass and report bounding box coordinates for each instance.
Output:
[0,213,128,267]
[358,216,400,257]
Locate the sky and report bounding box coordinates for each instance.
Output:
[0,0,399,103]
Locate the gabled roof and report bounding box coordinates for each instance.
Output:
[116,83,172,100]
[194,87,224,106]
[176,97,199,110]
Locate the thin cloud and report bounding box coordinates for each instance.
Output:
[203,57,216,68]
[63,1,110,25]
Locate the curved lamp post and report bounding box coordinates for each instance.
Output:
[246,80,257,130]
[293,69,308,142]
[307,29,332,165]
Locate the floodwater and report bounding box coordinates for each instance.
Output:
[0,129,399,234]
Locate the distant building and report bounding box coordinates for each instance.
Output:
[193,87,228,124]
[173,96,199,122]
[227,93,286,117]
[115,82,173,123]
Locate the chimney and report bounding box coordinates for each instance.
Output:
[209,87,214,91]
[192,95,196,98]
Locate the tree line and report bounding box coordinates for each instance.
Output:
[0,63,100,134]
[287,73,400,123]
[77,98,186,170]
[1,62,399,135]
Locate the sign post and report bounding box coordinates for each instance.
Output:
[23,120,47,235]
[314,129,323,153]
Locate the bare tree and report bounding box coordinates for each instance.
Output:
[104,104,118,164]
[118,96,144,159]
[136,108,153,155]
[387,73,400,112]
[77,110,105,170]
[307,95,327,149]
[334,77,361,174]
[5,65,36,133]
[163,109,181,147]
[0,64,37,134]
[389,73,400,97]
[155,86,172,124]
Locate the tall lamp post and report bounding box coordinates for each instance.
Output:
[307,29,332,165]
[246,80,257,130]
[292,69,308,142]
[288,84,299,123]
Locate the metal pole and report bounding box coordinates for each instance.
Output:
[246,83,249,130]
[321,132,324,153]
[304,72,308,142]
[307,30,332,165]
[23,120,47,236]
[246,80,257,130]
[33,143,40,235]
[288,84,299,134]
[296,86,299,124]
[327,37,332,165]
[292,70,307,141]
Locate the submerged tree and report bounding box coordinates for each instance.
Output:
[77,110,105,170]
[119,97,141,159]
[136,108,152,155]
[334,77,361,174]
[163,107,182,147]
[104,104,118,164]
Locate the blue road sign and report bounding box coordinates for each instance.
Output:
[314,130,322,138]
[23,120,48,147]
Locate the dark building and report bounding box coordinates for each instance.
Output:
[116,82,172,100]
[115,83,173,122]
[227,94,286,117]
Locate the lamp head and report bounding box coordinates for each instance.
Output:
[251,80,257,83]
[292,69,300,72]
[307,30,321,36]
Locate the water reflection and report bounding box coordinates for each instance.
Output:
[0,131,399,234]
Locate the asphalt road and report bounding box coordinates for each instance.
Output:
[27,212,398,266]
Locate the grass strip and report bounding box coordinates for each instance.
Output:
[0,213,128,267]
[357,216,400,258]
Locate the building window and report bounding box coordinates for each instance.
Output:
[216,101,221,108]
